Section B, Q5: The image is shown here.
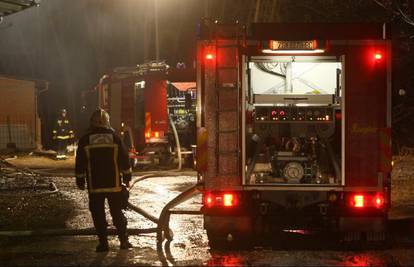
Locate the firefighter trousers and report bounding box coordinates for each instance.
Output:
[56,139,69,156]
[88,192,128,242]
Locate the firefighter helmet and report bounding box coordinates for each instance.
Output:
[90,108,111,129]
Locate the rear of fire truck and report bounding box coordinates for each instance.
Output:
[196,20,392,247]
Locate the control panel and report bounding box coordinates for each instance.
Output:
[254,106,334,123]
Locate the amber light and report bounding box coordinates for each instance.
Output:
[223,194,235,207]
[353,195,365,208]
[154,131,160,138]
[145,132,151,138]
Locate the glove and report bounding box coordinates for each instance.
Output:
[122,172,132,185]
[121,185,129,210]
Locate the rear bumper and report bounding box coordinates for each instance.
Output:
[204,215,252,234]
[339,216,387,232]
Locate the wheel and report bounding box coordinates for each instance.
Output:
[159,152,172,166]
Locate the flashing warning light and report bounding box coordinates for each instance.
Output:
[279,110,286,116]
[353,195,365,208]
[145,131,151,138]
[205,53,214,60]
[374,52,383,60]
[154,131,160,138]
[271,110,277,116]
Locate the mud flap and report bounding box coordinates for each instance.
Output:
[339,217,386,232]
[204,215,252,233]
[204,215,253,249]
[339,217,387,244]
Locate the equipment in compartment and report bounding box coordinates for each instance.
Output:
[248,103,339,185]
[166,84,196,149]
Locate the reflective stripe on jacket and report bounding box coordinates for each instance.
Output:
[75,127,131,193]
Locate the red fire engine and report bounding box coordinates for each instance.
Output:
[95,61,196,168]
[196,20,392,247]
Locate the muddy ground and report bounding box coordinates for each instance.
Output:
[0,153,413,266]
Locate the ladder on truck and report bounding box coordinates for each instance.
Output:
[213,23,244,180]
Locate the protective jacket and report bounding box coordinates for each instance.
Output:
[53,116,74,140]
[75,127,132,193]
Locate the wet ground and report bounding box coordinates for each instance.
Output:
[0,154,414,266]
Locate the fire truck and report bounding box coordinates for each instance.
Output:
[196,20,392,247]
[95,61,196,168]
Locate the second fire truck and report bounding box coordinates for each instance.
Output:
[94,61,197,168]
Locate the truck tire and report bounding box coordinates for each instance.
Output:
[159,152,172,166]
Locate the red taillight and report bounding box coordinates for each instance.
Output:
[204,192,239,208]
[374,194,384,208]
[205,53,214,60]
[205,194,214,208]
[348,193,385,209]
[335,111,342,121]
[374,52,382,60]
[353,195,365,208]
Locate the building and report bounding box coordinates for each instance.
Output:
[0,75,47,150]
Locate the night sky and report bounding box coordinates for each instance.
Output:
[1,0,413,148]
[0,0,204,142]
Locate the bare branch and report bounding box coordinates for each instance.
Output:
[397,6,414,26]
[372,0,386,9]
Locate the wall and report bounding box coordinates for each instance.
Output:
[0,76,40,150]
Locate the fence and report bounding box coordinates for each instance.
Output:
[0,114,37,150]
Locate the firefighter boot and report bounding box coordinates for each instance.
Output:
[119,235,132,250]
[95,236,109,252]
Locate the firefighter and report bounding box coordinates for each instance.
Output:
[52,108,74,160]
[75,108,133,252]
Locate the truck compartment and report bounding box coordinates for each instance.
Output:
[245,56,342,186]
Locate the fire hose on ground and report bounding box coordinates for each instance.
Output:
[0,172,202,247]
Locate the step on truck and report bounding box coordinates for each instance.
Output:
[196,20,392,247]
